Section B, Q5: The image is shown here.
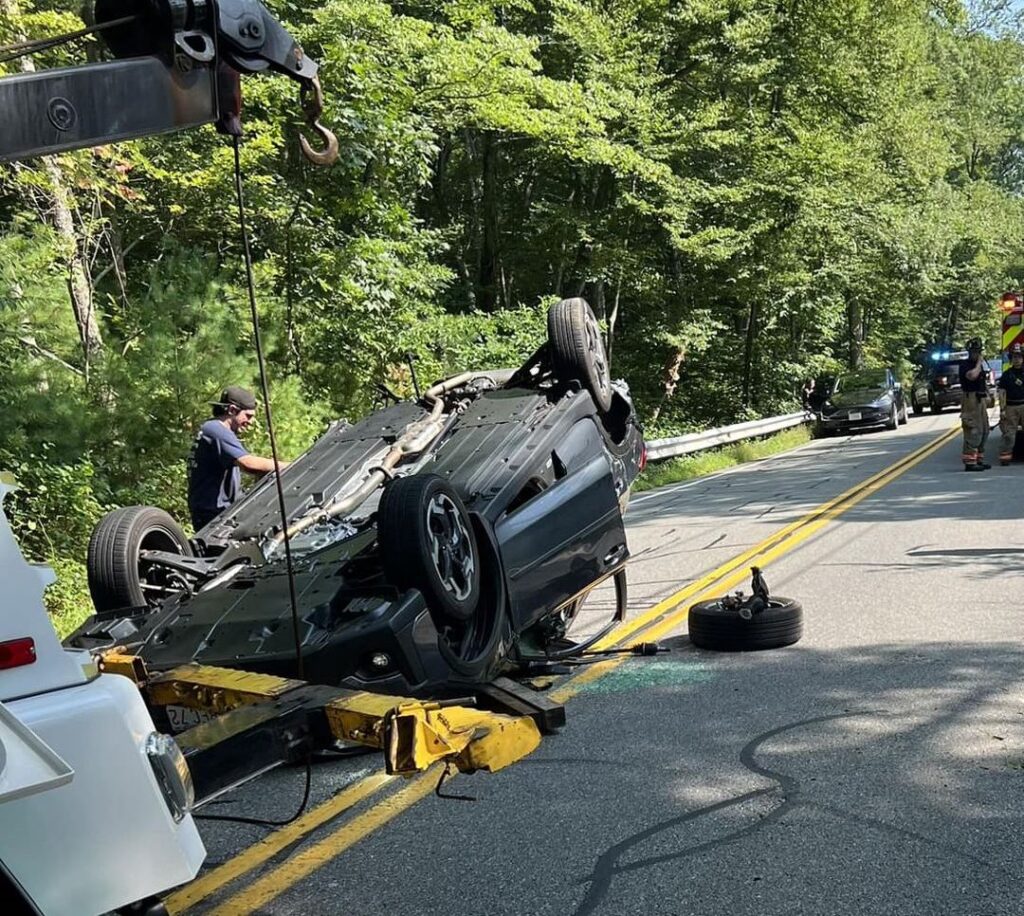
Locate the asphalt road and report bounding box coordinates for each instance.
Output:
[174,410,1024,916]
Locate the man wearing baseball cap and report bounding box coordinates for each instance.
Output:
[186,386,286,530]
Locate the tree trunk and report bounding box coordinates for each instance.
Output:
[283,206,304,375]
[742,300,758,406]
[590,279,606,319]
[650,346,686,426]
[847,299,864,369]
[606,271,623,366]
[478,131,500,311]
[945,301,959,346]
[1,0,103,366]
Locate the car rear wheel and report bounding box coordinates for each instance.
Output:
[87,506,193,612]
[885,403,898,430]
[547,298,613,413]
[930,397,943,414]
[688,597,803,651]
[378,474,481,625]
[912,398,923,416]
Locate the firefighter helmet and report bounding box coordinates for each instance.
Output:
[1011,343,1024,359]
[966,337,983,352]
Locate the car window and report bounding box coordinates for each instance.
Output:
[931,362,961,378]
[834,369,888,392]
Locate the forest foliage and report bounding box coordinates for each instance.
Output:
[2,0,1024,627]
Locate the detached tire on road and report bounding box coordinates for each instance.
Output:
[688,597,803,651]
[87,506,193,612]
[547,298,613,413]
[378,474,481,625]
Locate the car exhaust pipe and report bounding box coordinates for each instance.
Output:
[265,372,480,554]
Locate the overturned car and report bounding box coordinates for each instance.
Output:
[68,299,645,696]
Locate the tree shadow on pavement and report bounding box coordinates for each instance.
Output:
[248,639,1024,916]
[548,638,1024,916]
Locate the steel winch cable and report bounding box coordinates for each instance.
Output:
[196,135,314,830]
[0,15,137,65]
[231,134,305,683]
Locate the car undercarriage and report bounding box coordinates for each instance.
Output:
[68,299,645,696]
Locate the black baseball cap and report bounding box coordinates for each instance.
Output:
[212,386,257,411]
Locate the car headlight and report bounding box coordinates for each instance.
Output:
[145,731,194,822]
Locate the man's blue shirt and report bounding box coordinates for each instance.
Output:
[187,419,249,522]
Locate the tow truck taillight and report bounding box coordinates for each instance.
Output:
[639,445,648,474]
[0,637,36,670]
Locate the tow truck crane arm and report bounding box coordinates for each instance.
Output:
[0,0,338,164]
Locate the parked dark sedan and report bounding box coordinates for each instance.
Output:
[818,367,908,434]
[67,299,645,697]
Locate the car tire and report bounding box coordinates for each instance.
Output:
[885,404,898,430]
[378,474,481,624]
[688,596,803,651]
[87,506,193,612]
[930,398,943,414]
[547,298,613,413]
[912,399,923,416]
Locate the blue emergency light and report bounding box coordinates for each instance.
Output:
[930,350,951,360]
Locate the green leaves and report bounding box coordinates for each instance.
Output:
[4,0,1024,619]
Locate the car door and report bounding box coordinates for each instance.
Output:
[493,418,628,631]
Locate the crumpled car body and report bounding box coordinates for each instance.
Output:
[69,363,644,697]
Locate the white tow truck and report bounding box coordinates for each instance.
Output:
[0,481,205,915]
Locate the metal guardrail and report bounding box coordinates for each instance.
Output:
[645,411,813,462]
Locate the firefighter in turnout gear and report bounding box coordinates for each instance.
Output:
[998,343,1024,465]
[959,338,991,472]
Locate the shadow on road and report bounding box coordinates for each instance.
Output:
[506,638,1024,916]
[218,641,1024,916]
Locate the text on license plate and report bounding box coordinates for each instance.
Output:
[848,411,862,421]
[165,705,215,734]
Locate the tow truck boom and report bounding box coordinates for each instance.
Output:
[0,0,338,164]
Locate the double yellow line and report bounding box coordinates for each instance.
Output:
[170,424,957,914]
[549,424,958,701]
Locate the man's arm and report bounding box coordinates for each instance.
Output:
[237,454,289,475]
[965,357,984,381]
[214,425,288,476]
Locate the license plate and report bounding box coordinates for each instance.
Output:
[848,411,862,421]
[165,704,214,734]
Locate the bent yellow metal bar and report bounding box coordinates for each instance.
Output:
[101,657,541,777]
[145,663,305,715]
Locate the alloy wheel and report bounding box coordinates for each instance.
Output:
[426,493,476,600]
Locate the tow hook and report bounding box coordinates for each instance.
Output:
[299,75,339,166]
